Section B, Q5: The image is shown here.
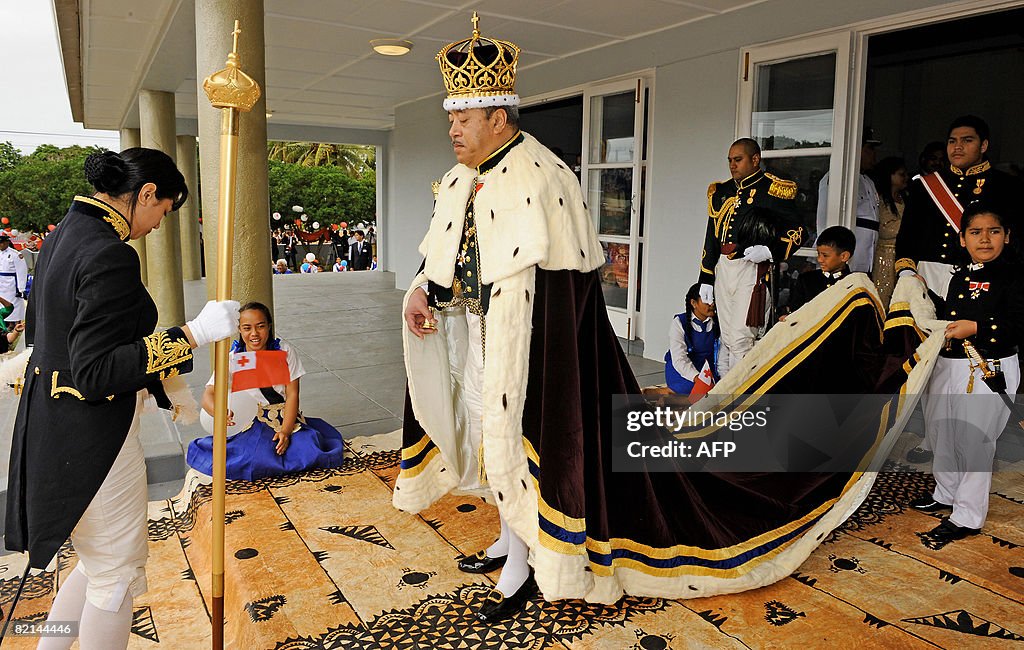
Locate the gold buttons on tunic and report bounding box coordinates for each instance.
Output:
[34,367,40,375]
[950,311,957,316]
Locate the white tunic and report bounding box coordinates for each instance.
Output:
[0,246,28,321]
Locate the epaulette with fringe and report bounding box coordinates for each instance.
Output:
[765,173,797,200]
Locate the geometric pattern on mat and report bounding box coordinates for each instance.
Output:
[0,435,1021,649]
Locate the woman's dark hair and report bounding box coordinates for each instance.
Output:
[237,301,274,349]
[871,156,907,214]
[83,147,188,215]
[683,282,720,340]
[961,203,1008,231]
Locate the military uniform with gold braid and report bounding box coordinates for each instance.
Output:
[6,195,195,569]
[699,167,801,374]
[895,161,1023,299]
[699,168,802,285]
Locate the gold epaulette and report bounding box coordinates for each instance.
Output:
[765,173,797,200]
[894,257,917,274]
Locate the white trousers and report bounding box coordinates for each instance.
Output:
[715,256,758,376]
[71,393,149,611]
[924,355,1019,529]
[447,309,486,493]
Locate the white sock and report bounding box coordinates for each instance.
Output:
[493,528,530,597]
[78,590,133,650]
[485,516,511,558]
[37,566,88,650]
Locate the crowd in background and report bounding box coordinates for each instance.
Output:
[271,225,377,274]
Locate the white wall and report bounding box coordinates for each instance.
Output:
[644,50,739,363]
[386,103,452,289]
[387,0,971,360]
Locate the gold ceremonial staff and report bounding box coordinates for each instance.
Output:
[202,20,260,650]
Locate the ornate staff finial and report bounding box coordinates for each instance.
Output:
[203,20,261,112]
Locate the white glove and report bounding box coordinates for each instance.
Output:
[743,245,773,264]
[699,283,715,305]
[186,300,241,347]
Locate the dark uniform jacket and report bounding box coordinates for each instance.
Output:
[699,168,803,285]
[5,196,194,568]
[933,256,1024,360]
[787,264,851,314]
[895,162,1023,273]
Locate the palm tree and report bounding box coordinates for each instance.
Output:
[267,142,375,176]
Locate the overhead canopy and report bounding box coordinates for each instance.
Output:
[53,0,766,132]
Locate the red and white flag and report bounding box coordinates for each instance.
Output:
[688,360,715,403]
[230,350,290,392]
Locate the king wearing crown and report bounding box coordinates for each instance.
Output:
[395,12,613,622]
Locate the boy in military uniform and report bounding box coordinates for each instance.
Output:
[783,225,856,317]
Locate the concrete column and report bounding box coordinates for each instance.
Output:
[195,0,272,311]
[119,127,148,285]
[176,135,203,280]
[139,89,186,327]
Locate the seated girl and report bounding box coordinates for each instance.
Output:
[664,282,720,394]
[187,302,346,481]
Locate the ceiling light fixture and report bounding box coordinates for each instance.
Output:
[370,38,413,56]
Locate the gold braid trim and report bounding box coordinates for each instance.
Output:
[779,227,803,259]
[894,257,917,273]
[50,371,84,400]
[708,183,738,240]
[700,249,714,277]
[73,195,131,241]
[765,174,797,200]
[144,331,193,377]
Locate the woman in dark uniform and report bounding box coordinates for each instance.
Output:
[5,148,240,648]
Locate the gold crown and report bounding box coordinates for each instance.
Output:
[437,12,520,110]
[203,21,261,112]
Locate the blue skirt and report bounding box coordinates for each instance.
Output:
[187,416,346,481]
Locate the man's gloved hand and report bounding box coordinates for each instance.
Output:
[743,245,773,264]
[699,283,715,305]
[186,300,241,347]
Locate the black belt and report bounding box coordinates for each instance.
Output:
[855,218,880,231]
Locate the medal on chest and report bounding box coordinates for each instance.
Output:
[968,281,990,300]
[974,178,985,195]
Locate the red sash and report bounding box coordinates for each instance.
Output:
[920,172,965,233]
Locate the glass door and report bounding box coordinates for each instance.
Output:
[737,33,852,312]
[582,78,647,339]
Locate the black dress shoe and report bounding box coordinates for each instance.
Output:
[906,446,933,463]
[909,495,952,512]
[927,518,980,542]
[476,576,536,624]
[458,550,507,574]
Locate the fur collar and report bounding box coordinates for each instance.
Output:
[420,132,604,287]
